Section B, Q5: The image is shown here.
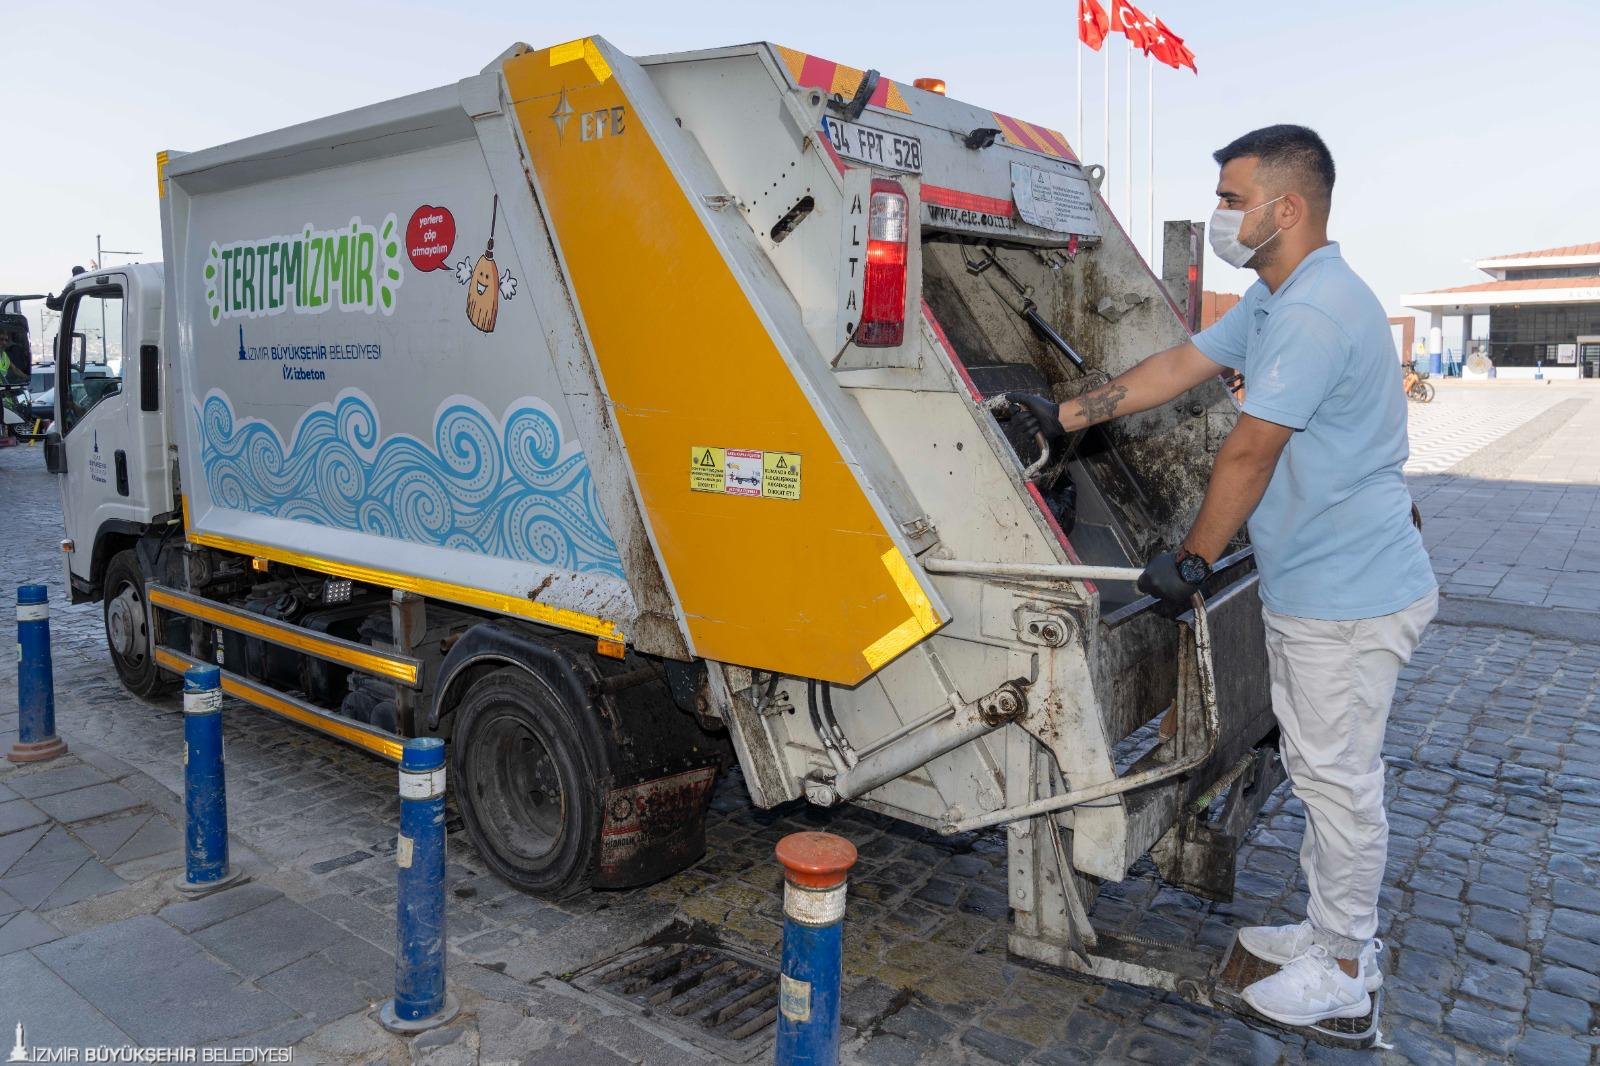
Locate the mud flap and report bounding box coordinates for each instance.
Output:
[596,765,718,889]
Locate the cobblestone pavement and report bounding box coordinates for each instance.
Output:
[4,406,1600,1065]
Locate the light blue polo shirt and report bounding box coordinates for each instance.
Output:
[1193,243,1434,620]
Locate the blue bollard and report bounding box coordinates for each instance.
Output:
[378,737,457,1032]
[8,584,68,764]
[775,831,859,1066]
[175,664,246,896]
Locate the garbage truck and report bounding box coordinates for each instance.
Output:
[44,34,1305,1027]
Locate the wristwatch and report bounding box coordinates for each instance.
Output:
[1175,548,1212,586]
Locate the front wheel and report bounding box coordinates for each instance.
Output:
[1411,381,1436,403]
[451,667,606,898]
[103,549,176,699]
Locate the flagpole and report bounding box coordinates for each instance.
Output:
[1103,33,1110,202]
[1147,53,1155,264]
[1076,33,1084,155]
[1100,6,1113,208]
[1125,38,1133,226]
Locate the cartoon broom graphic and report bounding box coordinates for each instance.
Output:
[457,195,517,333]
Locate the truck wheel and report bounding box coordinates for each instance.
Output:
[452,667,604,898]
[103,549,175,699]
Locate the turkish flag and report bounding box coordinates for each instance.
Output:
[1078,0,1110,50]
[1113,0,1154,50]
[1154,16,1198,72]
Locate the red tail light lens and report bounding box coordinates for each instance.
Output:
[858,178,909,347]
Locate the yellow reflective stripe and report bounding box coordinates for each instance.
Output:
[147,585,419,687]
[550,37,612,82]
[860,550,943,671]
[881,548,940,634]
[180,514,623,643]
[861,616,926,672]
[153,648,404,762]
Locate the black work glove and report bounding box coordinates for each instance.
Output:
[1138,550,1206,607]
[1004,392,1067,445]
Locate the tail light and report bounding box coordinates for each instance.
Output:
[858,178,909,347]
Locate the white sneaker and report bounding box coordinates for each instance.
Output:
[1237,922,1384,991]
[1238,920,1314,964]
[1241,945,1372,1027]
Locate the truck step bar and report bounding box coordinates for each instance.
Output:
[147,583,415,762]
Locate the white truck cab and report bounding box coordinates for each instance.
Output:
[45,264,175,680]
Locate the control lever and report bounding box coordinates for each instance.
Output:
[964,248,1086,371]
[984,395,1050,481]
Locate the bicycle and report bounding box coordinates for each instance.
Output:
[1403,365,1435,404]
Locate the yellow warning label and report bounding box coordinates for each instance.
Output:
[762,452,802,500]
[690,446,802,500]
[690,446,725,493]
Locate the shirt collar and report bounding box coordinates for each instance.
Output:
[1256,242,1341,310]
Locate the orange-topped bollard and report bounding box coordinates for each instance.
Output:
[774,831,858,1066]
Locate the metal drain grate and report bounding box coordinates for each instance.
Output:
[572,928,779,1060]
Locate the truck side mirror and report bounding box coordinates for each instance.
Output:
[43,431,67,474]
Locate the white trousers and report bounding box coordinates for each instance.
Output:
[1260,589,1438,959]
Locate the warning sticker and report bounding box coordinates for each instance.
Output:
[690,446,803,500]
[723,448,764,497]
[762,452,802,500]
[690,447,725,493]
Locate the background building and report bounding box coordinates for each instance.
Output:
[1198,290,1241,330]
[1402,242,1600,380]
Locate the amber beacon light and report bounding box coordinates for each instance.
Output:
[913,77,946,95]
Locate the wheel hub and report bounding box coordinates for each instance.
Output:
[471,713,567,863]
[107,586,145,660]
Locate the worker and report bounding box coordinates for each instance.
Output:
[1008,124,1435,1027]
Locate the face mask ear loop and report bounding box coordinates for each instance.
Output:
[1245,196,1286,254]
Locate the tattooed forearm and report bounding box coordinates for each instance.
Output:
[1074,383,1129,427]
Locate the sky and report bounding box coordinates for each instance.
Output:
[4,0,1597,354]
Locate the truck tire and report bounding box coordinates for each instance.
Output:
[103,549,176,699]
[452,667,605,898]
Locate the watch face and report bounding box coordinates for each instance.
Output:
[1178,555,1209,584]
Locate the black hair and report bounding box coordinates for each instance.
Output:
[1213,125,1335,211]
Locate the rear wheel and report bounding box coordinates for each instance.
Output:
[1412,381,1435,403]
[103,549,175,699]
[451,667,605,898]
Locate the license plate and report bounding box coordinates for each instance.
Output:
[821,116,922,173]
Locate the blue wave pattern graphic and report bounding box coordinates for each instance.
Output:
[197,390,624,579]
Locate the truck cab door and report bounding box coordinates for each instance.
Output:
[54,274,163,586]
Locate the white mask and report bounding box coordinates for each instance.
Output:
[1209,196,1284,269]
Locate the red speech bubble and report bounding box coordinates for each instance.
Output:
[406,205,456,271]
